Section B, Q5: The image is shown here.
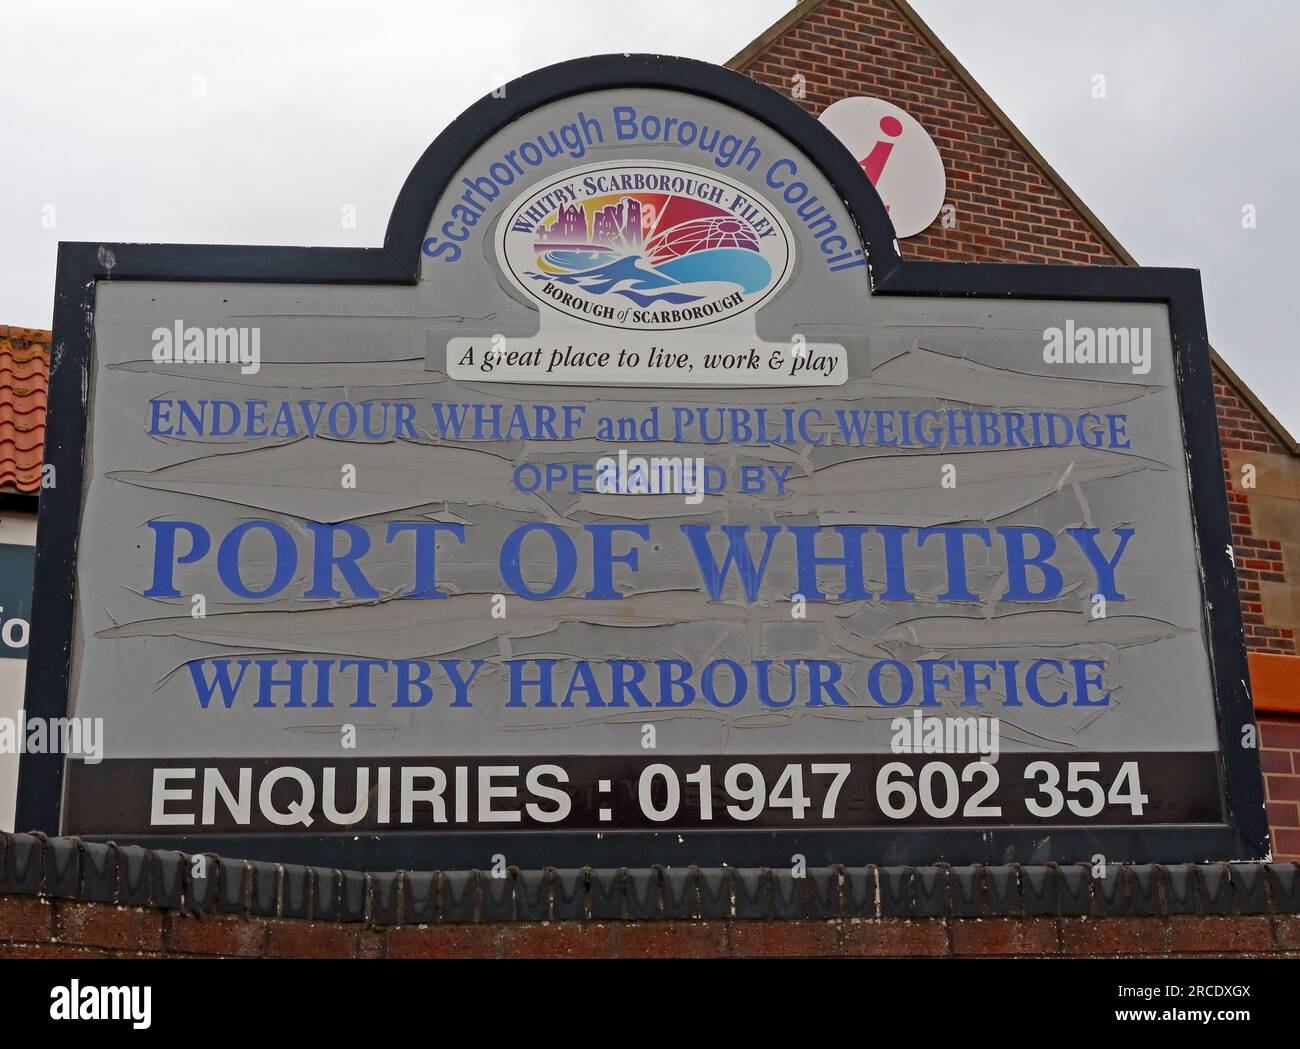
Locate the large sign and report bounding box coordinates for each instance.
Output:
[19,55,1266,868]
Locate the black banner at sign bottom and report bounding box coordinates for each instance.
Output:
[62,751,1223,834]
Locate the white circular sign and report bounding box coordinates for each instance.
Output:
[819,96,947,238]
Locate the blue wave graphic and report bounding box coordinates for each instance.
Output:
[528,254,705,306]
[656,248,772,294]
[538,249,615,270]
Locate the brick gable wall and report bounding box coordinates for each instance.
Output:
[1217,375,1296,655]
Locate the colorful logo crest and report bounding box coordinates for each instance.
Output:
[496,161,793,331]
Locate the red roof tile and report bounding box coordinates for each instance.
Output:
[0,326,49,493]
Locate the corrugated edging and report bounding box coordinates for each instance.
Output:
[1,832,1297,925]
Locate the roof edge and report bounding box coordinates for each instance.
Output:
[1211,349,1298,453]
[726,0,825,70]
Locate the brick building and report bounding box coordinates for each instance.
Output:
[1,0,1297,957]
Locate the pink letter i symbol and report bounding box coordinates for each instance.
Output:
[860,115,904,191]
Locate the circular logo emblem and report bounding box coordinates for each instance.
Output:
[496,161,793,331]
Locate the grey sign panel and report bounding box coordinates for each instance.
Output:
[19,56,1266,868]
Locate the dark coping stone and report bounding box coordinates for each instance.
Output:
[770,869,803,920]
[1162,865,1197,915]
[1058,864,1091,916]
[914,866,948,917]
[1020,866,1058,916]
[514,869,548,922]
[151,850,186,909]
[1195,863,1232,915]
[1229,863,1269,915]
[551,868,586,921]
[216,858,249,914]
[662,867,699,920]
[1093,867,1130,916]
[589,868,623,921]
[1267,863,1300,914]
[733,868,769,919]
[878,866,914,918]
[339,870,368,922]
[3,833,41,895]
[949,866,982,917]
[403,871,438,924]
[370,872,401,925]
[983,865,1020,916]
[116,845,151,906]
[79,842,116,904]
[311,868,341,922]
[183,853,218,913]
[246,861,280,917]
[1128,865,1161,916]
[803,866,840,919]
[480,870,514,922]
[280,864,311,920]
[842,867,878,918]
[43,838,81,898]
[698,867,733,919]
[627,868,660,921]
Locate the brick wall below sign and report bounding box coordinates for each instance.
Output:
[2,897,1299,959]
[2,835,1298,959]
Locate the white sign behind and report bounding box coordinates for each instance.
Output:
[818,96,947,238]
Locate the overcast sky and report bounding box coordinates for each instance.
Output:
[3,1,1296,433]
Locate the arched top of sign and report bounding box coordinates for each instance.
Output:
[409,63,883,386]
[384,54,900,286]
